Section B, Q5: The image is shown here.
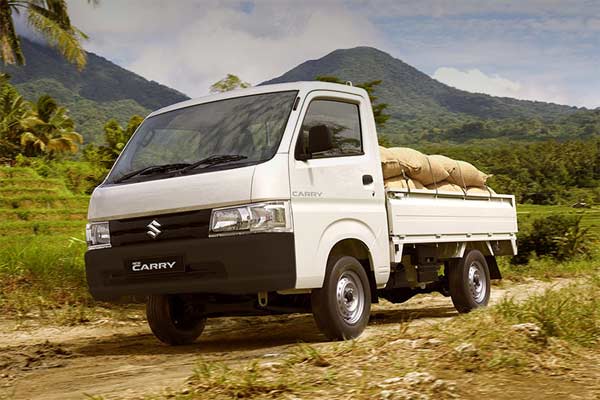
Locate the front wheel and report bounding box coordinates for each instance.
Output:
[146,294,206,345]
[311,255,371,340]
[447,250,491,313]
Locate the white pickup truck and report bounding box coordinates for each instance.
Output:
[85,82,518,345]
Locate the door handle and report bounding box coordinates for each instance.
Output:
[362,174,373,185]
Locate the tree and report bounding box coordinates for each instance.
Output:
[315,76,390,127]
[210,74,251,93]
[104,115,141,155]
[84,115,143,167]
[0,0,89,69]
[20,94,83,156]
[0,73,34,160]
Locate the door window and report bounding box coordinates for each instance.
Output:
[296,99,363,159]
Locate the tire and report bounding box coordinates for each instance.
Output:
[311,255,372,340]
[447,249,491,313]
[146,294,206,345]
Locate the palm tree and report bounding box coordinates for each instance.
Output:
[0,0,89,69]
[20,94,82,155]
[0,73,35,158]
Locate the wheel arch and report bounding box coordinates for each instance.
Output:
[464,243,501,280]
[315,218,385,302]
[328,238,378,303]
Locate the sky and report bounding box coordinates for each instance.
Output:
[48,0,600,108]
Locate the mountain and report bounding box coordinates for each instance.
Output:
[263,47,585,143]
[2,38,189,143]
[5,42,594,145]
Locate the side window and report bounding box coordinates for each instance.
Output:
[296,99,362,159]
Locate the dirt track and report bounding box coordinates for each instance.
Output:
[0,279,578,399]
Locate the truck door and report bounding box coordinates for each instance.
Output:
[289,90,388,289]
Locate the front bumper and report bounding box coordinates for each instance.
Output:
[85,233,296,301]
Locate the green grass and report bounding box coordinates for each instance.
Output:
[0,177,68,189]
[500,253,600,281]
[0,187,71,197]
[517,204,600,239]
[0,166,39,179]
[0,167,93,317]
[0,220,86,236]
[0,194,89,209]
[0,208,87,222]
[0,233,92,317]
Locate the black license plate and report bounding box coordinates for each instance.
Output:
[125,256,185,275]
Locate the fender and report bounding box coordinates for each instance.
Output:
[313,218,390,287]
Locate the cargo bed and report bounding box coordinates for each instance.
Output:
[386,188,518,246]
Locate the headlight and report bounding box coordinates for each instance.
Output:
[86,222,111,250]
[210,201,292,236]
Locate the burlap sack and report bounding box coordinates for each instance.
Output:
[456,161,488,187]
[426,181,464,193]
[387,147,448,185]
[385,176,426,190]
[429,155,488,188]
[380,146,398,179]
[380,146,419,179]
[429,155,458,174]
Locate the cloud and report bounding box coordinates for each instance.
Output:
[65,0,384,98]
[17,0,596,109]
[348,0,600,18]
[432,67,571,105]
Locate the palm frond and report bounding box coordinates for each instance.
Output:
[27,7,86,69]
[60,130,82,144]
[20,131,40,146]
[47,136,77,152]
[19,113,44,129]
[35,94,58,121]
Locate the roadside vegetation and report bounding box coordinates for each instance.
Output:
[140,276,598,399]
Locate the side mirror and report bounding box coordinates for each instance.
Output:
[295,124,333,161]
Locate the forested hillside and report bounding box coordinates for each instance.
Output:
[6,41,598,145]
[1,38,189,143]
[264,47,598,144]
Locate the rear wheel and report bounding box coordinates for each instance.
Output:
[146,294,206,345]
[311,255,371,340]
[447,250,491,313]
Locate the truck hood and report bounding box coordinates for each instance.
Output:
[88,165,256,221]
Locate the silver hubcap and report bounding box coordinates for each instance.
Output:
[336,270,365,324]
[468,261,487,303]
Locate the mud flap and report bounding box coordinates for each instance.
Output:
[485,256,502,280]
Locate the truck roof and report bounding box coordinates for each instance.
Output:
[148,81,369,118]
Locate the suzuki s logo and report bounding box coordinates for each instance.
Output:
[146,220,162,239]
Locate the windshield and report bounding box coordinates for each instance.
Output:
[106,91,298,184]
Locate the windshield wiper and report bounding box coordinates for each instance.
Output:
[179,154,248,173]
[113,163,191,183]
[113,155,248,183]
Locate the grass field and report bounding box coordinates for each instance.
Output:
[0,167,89,317]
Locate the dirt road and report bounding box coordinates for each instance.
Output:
[0,279,580,399]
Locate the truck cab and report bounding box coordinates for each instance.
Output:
[85,82,517,345]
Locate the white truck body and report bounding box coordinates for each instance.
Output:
[85,82,518,344]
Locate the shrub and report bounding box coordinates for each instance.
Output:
[513,214,593,264]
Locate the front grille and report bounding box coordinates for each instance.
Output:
[109,209,212,247]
